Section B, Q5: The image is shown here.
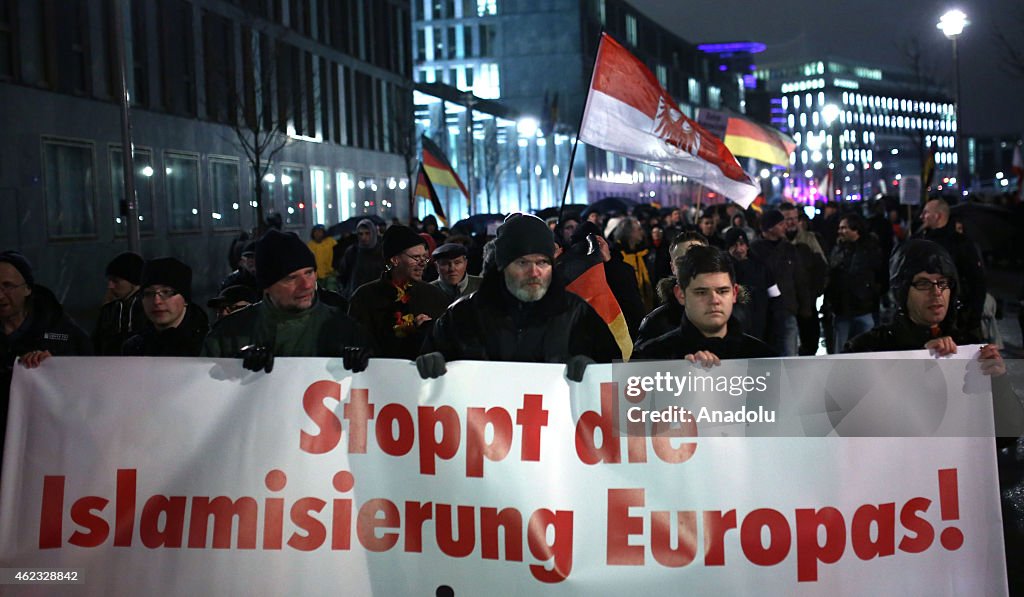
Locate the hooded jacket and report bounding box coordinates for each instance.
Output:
[337,221,384,299]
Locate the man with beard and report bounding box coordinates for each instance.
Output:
[349,225,450,360]
[846,239,987,356]
[418,214,619,381]
[203,230,371,373]
[633,246,775,363]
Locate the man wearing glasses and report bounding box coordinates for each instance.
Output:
[1,251,91,446]
[417,214,620,382]
[845,240,1001,364]
[122,257,209,357]
[348,225,449,360]
[430,243,481,305]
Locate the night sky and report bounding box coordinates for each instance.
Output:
[630,0,1024,138]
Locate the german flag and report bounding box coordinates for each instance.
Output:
[421,135,470,204]
[558,243,633,361]
[922,146,937,190]
[413,163,448,226]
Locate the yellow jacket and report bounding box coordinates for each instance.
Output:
[307,237,337,278]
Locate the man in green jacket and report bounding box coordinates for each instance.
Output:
[202,230,371,373]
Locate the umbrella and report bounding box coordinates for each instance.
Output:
[535,204,589,220]
[582,196,637,216]
[450,213,506,236]
[327,214,386,237]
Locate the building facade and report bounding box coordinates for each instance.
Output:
[410,0,749,217]
[0,0,413,319]
[755,58,957,202]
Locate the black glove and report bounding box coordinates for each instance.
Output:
[239,344,274,374]
[342,346,372,373]
[416,352,447,379]
[565,355,595,383]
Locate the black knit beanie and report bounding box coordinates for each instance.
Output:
[255,230,316,288]
[381,225,427,260]
[105,252,144,285]
[0,251,34,286]
[141,257,192,301]
[494,214,554,269]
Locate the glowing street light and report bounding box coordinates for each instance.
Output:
[938,9,969,193]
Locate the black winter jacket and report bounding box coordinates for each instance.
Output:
[422,270,621,364]
[92,290,146,355]
[633,315,776,360]
[825,235,886,317]
[121,304,209,356]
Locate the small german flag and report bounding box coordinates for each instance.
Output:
[421,135,470,206]
[558,242,632,361]
[414,163,448,226]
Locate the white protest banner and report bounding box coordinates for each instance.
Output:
[0,354,1007,595]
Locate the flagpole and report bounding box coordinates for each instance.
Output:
[556,30,605,231]
[556,135,582,228]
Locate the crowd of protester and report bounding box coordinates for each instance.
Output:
[2,193,1023,588]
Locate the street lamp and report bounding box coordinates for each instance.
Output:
[938,9,969,195]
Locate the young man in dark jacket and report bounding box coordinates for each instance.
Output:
[419,214,620,381]
[825,213,886,352]
[633,246,775,364]
[122,257,209,357]
[93,251,146,355]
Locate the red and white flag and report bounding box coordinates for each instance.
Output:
[579,34,760,208]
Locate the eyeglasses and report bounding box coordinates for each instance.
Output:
[142,288,180,300]
[910,279,951,292]
[0,282,28,294]
[402,252,430,264]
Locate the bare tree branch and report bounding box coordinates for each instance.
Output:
[993,12,1024,79]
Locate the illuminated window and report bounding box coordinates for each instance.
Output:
[688,78,700,104]
[282,165,306,227]
[110,147,155,235]
[626,14,638,46]
[165,152,200,231]
[209,158,241,229]
[477,0,497,16]
[474,63,500,99]
[336,170,354,222]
